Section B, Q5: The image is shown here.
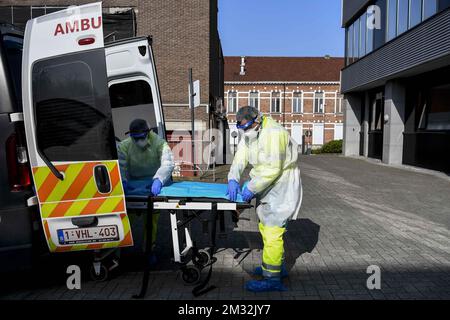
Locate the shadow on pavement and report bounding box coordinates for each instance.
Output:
[223,219,320,276]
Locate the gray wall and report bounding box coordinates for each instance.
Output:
[341,9,450,93]
[343,94,362,156]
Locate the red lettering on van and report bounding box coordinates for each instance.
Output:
[54,23,65,36]
[65,20,79,33]
[54,16,102,36]
[92,16,102,29]
[81,18,90,31]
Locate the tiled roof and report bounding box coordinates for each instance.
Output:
[224,56,345,83]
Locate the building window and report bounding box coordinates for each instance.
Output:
[387,0,398,41]
[360,13,367,57]
[373,0,387,50]
[292,92,303,114]
[409,0,423,27]
[345,0,450,66]
[423,0,438,20]
[367,13,374,53]
[397,0,409,35]
[418,84,450,131]
[249,91,259,109]
[370,99,384,131]
[228,91,237,113]
[271,91,281,113]
[347,24,354,65]
[314,91,324,114]
[353,18,360,59]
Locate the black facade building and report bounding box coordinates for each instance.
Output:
[341,0,450,173]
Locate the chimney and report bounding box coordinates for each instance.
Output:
[239,56,246,76]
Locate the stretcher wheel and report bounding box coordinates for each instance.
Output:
[181,266,201,285]
[193,249,211,267]
[90,264,108,282]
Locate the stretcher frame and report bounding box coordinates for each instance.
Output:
[125,195,252,298]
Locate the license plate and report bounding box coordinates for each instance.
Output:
[57,225,119,245]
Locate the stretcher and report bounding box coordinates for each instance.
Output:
[125,180,252,298]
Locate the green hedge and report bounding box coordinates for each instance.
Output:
[312,140,343,154]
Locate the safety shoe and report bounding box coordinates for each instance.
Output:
[253,265,289,278]
[245,279,288,292]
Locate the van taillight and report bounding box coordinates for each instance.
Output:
[6,132,31,192]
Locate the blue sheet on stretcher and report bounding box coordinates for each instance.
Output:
[126,180,245,203]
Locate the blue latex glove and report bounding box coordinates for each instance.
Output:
[242,187,255,203]
[151,179,163,196]
[226,179,241,202]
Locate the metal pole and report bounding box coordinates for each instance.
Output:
[189,68,196,176]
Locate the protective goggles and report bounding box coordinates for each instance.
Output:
[130,131,149,141]
[236,117,257,131]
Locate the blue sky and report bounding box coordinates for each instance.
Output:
[218,0,344,57]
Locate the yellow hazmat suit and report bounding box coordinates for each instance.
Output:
[228,116,302,278]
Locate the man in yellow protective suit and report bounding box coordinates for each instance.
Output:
[227,106,302,292]
[118,119,174,264]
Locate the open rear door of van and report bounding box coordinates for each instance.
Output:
[22,2,133,253]
[105,37,166,141]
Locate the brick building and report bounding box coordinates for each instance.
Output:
[224,56,345,149]
[0,0,225,133]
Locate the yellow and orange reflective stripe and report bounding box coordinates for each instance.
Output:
[33,160,133,253]
[33,161,124,203]
[40,196,125,218]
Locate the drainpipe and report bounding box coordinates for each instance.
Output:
[283,83,286,127]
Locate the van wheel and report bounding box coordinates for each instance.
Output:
[90,264,108,282]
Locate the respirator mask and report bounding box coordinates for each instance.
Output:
[237,117,261,141]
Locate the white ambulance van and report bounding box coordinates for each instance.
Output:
[0,2,165,277]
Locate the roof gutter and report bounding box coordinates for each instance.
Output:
[225,81,341,85]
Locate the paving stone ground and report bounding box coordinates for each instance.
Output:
[1,155,449,300]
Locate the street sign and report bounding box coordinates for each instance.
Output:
[189,80,201,109]
[193,80,200,108]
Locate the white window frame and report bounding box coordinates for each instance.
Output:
[314,91,325,114]
[248,90,260,110]
[292,91,303,114]
[271,91,281,114]
[227,90,238,114]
